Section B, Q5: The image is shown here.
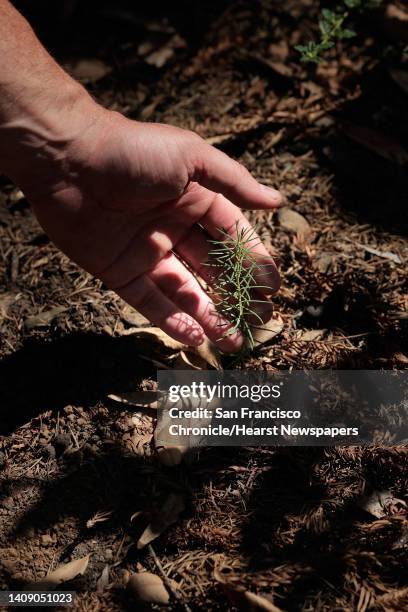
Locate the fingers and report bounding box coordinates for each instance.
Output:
[148,252,244,352]
[190,141,282,210]
[174,189,280,296]
[199,193,280,294]
[116,273,205,347]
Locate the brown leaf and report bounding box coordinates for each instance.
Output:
[136,493,185,550]
[175,337,222,370]
[252,316,284,346]
[355,242,402,265]
[298,329,326,342]
[174,350,206,370]
[30,555,90,590]
[127,572,170,605]
[222,583,284,612]
[125,325,221,369]
[358,490,406,519]
[120,303,149,327]
[394,352,408,365]
[96,565,110,593]
[194,337,222,369]
[343,123,408,166]
[277,207,311,237]
[123,326,186,351]
[24,306,67,330]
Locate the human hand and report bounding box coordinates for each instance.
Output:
[9,103,282,351]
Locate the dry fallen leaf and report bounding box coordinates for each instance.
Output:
[393,352,408,365]
[136,493,185,549]
[175,337,222,370]
[127,572,170,605]
[298,329,326,342]
[174,350,205,370]
[96,565,110,593]
[120,303,149,327]
[194,337,222,369]
[252,315,284,346]
[24,306,67,330]
[221,582,283,612]
[343,123,408,166]
[126,431,153,456]
[354,243,402,265]
[358,490,406,519]
[123,326,186,351]
[30,555,90,590]
[277,207,311,237]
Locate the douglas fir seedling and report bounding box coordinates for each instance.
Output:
[206,223,274,352]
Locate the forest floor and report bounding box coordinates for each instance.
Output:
[0,1,407,610]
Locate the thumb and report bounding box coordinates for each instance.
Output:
[190,141,282,210]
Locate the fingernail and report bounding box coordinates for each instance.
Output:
[260,185,283,206]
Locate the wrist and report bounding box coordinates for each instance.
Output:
[0,78,102,193]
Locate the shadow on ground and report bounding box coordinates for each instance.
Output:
[0,332,153,435]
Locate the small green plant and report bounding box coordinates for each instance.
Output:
[206,223,273,352]
[296,0,383,64]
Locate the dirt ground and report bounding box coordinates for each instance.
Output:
[0,1,407,610]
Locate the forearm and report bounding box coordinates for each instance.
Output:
[0,0,99,187]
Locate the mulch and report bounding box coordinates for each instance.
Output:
[0,1,407,610]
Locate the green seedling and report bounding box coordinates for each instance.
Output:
[206,222,275,353]
[296,0,383,64]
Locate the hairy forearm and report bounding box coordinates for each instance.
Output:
[0,0,99,187]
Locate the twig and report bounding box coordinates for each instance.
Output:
[148,544,192,612]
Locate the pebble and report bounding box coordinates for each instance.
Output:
[40,534,53,546]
